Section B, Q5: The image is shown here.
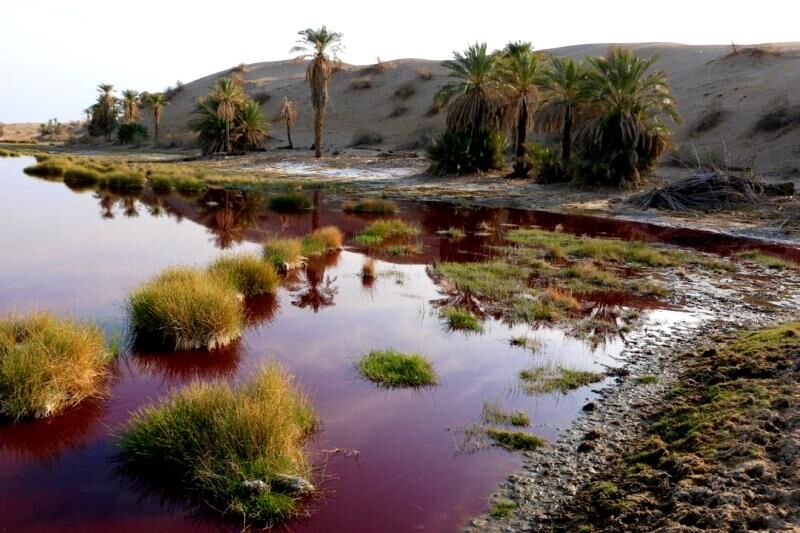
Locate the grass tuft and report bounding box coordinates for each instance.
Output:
[735,250,799,270]
[268,192,312,212]
[263,238,303,270]
[127,267,243,351]
[354,218,420,245]
[0,312,113,421]
[489,498,517,518]
[356,349,437,388]
[301,226,343,257]
[442,307,483,332]
[520,365,605,394]
[482,401,530,427]
[208,254,279,297]
[116,362,316,527]
[486,429,546,451]
[342,198,398,214]
[23,159,70,178]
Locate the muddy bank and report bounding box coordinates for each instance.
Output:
[465,266,800,531]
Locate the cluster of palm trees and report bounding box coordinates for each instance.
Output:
[191,76,269,155]
[86,85,167,143]
[433,43,682,186]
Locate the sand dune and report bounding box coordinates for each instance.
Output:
[6,42,800,175]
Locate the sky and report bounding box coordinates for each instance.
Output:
[1,0,796,123]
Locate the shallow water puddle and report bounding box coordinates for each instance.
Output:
[0,156,786,532]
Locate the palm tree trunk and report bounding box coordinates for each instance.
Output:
[511,101,531,178]
[287,125,293,149]
[562,104,573,165]
[154,117,159,143]
[313,108,324,158]
[225,121,231,155]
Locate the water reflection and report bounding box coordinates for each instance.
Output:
[289,255,340,312]
[200,190,264,249]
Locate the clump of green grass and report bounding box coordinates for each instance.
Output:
[127,267,243,351]
[301,226,343,257]
[509,335,544,353]
[354,218,420,245]
[735,250,799,270]
[489,498,517,518]
[116,362,316,527]
[356,348,437,388]
[519,365,605,394]
[486,429,546,451]
[634,375,659,385]
[63,166,102,186]
[342,198,398,214]
[263,238,303,270]
[482,402,530,427]
[150,173,208,193]
[23,159,70,178]
[208,254,279,297]
[0,312,114,421]
[437,227,466,239]
[105,171,146,190]
[268,192,312,211]
[0,148,21,157]
[442,307,483,332]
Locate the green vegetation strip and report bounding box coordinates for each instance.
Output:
[0,312,114,421]
[357,349,437,388]
[519,365,605,394]
[116,363,316,527]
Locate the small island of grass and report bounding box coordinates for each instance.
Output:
[357,348,437,388]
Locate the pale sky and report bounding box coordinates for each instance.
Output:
[1,0,796,123]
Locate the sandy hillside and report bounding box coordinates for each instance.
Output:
[0,122,41,142]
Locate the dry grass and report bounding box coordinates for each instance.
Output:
[127,267,243,351]
[263,238,304,271]
[302,226,343,257]
[116,362,316,527]
[208,254,280,297]
[342,197,398,215]
[0,312,113,421]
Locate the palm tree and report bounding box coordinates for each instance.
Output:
[211,77,246,155]
[280,97,298,149]
[496,41,540,178]
[291,26,343,158]
[146,93,167,143]
[236,101,269,151]
[97,84,116,141]
[535,57,587,168]
[579,48,682,186]
[121,89,140,124]
[435,42,502,136]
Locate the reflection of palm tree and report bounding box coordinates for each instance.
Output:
[566,297,643,350]
[96,193,117,219]
[122,196,139,218]
[291,257,338,312]
[147,197,164,217]
[201,190,263,249]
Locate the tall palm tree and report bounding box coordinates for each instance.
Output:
[496,41,540,178]
[579,48,682,186]
[435,42,502,136]
[146,93,167,143]
[121,89,140,124]
[211,77,246,155]
[535,57,587,168]
[97,84,116,141]
[291,26,343,158]
[236,100,269,150]
[280,97,298,149]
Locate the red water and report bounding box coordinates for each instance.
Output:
[0,156,768,532]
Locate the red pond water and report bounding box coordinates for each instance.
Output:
[0,156,787,532]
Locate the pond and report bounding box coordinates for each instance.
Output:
[0,156,794,532]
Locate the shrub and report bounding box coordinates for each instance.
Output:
[416,68,433,81]
[388,106,409,118]
[356,349,437,388]
[127,267,244,351]
[427,130,506,176]
[116,363,316,527]
[394,82,416,100]
[117,123,149,144]
[754,96,800,132]
[0,312,113,421]
[692,104,726,134]
[268,192,312,211]
[301,226,343,256]
[527,142,566,183]
[251,91,271,105]
[263,238,303,270]
[208,254,280,297]
[351,130,383,147]
[348,78,372,90]
[342,198,398,214]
